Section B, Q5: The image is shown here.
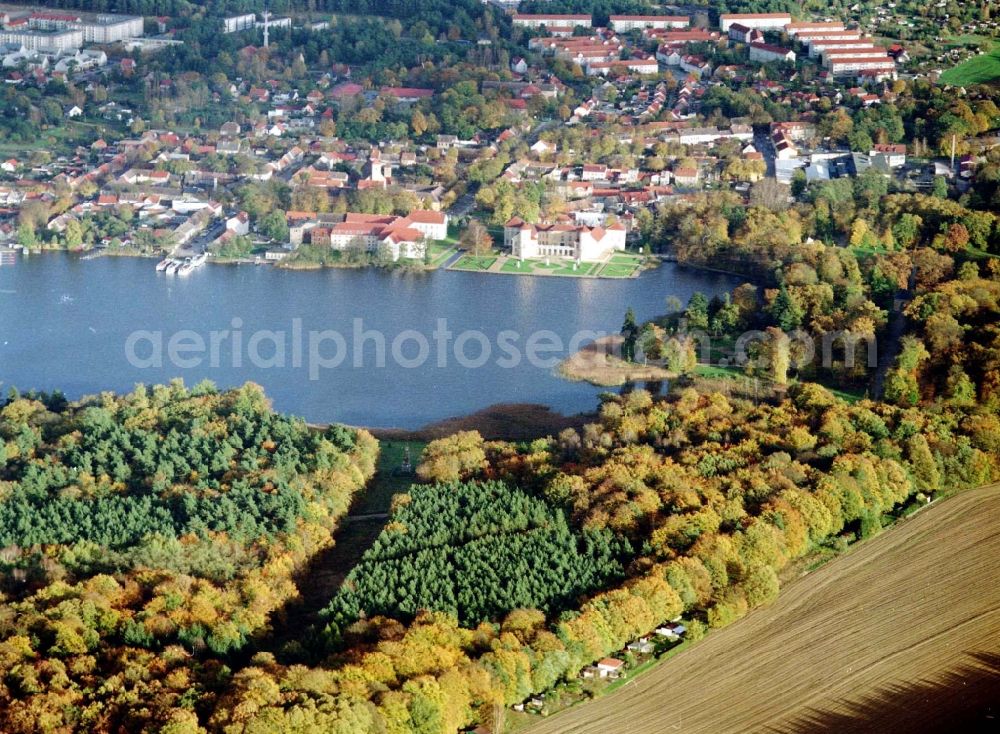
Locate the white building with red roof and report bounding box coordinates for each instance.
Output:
[326,211,448,260]
[749,42,795,63]
[719,13,791,32]
[823,47,890,65]
[785,21,845,36]
[808,39,875,58]
[379,87,434,103]
[827,56,896,76]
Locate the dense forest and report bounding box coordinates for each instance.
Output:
[0,381,378,730]
[0,381,373,548]
[323,480,629,631]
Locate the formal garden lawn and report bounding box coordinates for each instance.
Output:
[940,45,1000,86]
[450,254,497,271]
[500,258,602,276]
[598,262,639,277]
[451,251,646,277]
[596,253,646,278]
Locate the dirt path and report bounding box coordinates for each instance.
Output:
[871,268,916,400]
[525,485,1000,734]
[254,443,420,658]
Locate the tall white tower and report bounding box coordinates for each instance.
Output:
[262,6,270,48]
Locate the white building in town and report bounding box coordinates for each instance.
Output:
[609,15,688,32]
[8,11,143,44]
[226,211,250,236]
[870,144,907,169]
[810,39,875,58]
[256,16,291,30]
[512,13,592,29]
[823,48,890,65]
[827,56,896,75]
[784,21,845,36]
[749,42,795,63]
[78,14,143,43]
[719,13,792,32]
[800,30,863,50]
[0,28,81,51]
[222,13,256,33]
[585,57,658,75]
[53,48,106,72]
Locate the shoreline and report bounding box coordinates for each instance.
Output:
[321,402,596,442]
[26,246,754,286]
[558,334,676,387]
[81,246,452,273]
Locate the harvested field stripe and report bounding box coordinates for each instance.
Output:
[525,484,1000,734]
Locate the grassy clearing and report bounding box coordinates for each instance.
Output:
[850,244,891,256]
[607,253,643,265]
[691,365,867,405]
[940,44,1000,86]
[694,363,743,380]
[0,121,102,157]
[351,439,425,515]
[940,32,992,48]
[822,383,867,404]
[559,335,675,386]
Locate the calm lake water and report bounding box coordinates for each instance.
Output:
[0,253,741,428]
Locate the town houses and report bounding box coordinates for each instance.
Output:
[0,2,933,279]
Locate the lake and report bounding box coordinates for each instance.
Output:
[0,253,741,428]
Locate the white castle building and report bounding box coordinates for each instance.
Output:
[504,217,626,261]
